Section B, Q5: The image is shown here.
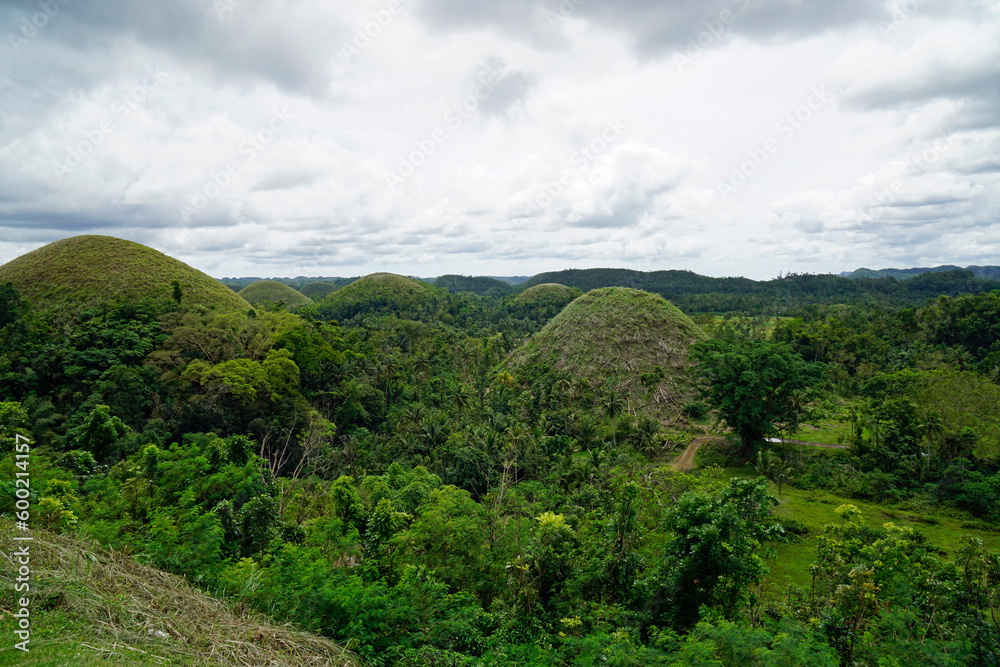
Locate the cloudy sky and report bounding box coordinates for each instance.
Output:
[1,0,998,280]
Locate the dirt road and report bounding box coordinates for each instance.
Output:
[669,436,845,471]
[670,436,721,471]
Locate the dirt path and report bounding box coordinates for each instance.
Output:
[670,436,721,471]
[669,435,845,471]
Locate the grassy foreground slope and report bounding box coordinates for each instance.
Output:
[508,287,705,420]
[0,519,358,666]
[0,235,250,318]
[239,279,313,308]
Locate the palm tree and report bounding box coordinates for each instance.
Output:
[602,390,625,446]
[448,385,472,414]
[918,412,945,475]
[548,371,572,409]
[575,414,597,449]
[637,417,661,457]
[602,389,625,421]
[755,449,792,498]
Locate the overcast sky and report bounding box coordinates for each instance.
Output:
[1,0,998,280]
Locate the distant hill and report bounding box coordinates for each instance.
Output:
[222,275,531,291]
[299,281,338,300]
[434,274,513,297]
[514,283,579,303]
[238,280,313,308]
[523,268,758,293]
[842,265,1000,280]
[511,283,582,321]
[221,276,358,291]
[0,235,250,318]
[507,287,705,421]
[317,272,441,322]
[519,267,1000,314]
[493,275,530,285]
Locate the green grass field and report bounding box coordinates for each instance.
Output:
[691,438,1000,598]
[766,483,1000,593]
[786,420,855,446]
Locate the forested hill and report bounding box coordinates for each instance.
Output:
[522,267,1000,313]
[841,265,1000,280]
[217,267,1000,315]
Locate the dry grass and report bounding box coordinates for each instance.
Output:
[0,235,251,320]
[317,272,437,320]
[0,520,358,666]
[239,280,314,308]
[513,283,579,304]
[507,287,706,421]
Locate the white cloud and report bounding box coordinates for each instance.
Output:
[0,0,998,279]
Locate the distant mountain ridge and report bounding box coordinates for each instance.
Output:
[219,265,1000,314]
[841,265,1000,280]
[221,275,530,291]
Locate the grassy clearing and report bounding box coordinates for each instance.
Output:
[691,441,1000,596]
[766,483,1000,595]
[0,519,358,666]
[787,420,854,446]
[709,473,1000,598]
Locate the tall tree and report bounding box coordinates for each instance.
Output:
[692,339,821,456]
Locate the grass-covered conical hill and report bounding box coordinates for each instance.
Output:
[0,235,250,318]
[434,274,513,297]
[317,272,440,322]
[517,281,579,305]
[299,281,338,300]
[239,279,313,308]
[507,287,706,420]
[508,282,582,323]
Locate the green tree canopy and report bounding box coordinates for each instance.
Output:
[692,339,821,456]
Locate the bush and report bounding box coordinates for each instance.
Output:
[683,401,710,421]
